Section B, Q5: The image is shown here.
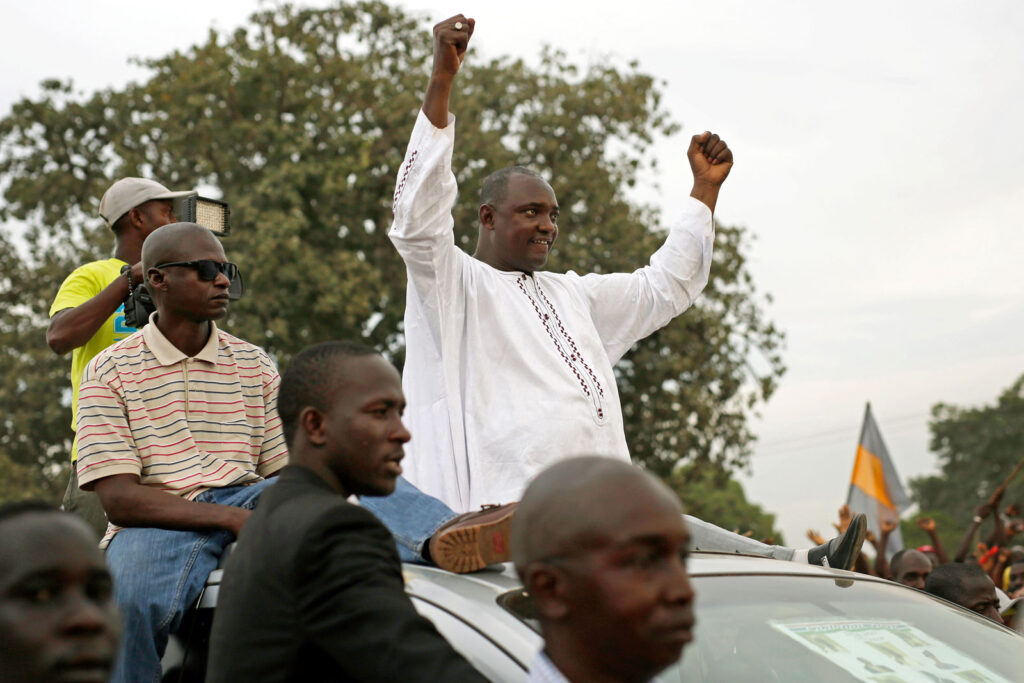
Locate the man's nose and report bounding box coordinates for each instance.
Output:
[393,421,412,444]
[61,595,115,636]
[663,562,695,604]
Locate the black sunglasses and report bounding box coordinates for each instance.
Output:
[155,259,239,281]
[155,260,245,299]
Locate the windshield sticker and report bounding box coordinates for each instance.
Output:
[769,619,1009,682]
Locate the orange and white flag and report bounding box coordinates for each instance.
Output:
[846,403,911,560]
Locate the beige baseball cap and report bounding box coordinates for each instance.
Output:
[98,177,196,227]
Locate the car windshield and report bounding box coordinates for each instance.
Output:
[499,572,1021,682]
[668,575,1021,682]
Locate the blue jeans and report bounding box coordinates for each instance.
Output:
[105,479,275,683]
[361,475,459,562]
[105,476,455,682]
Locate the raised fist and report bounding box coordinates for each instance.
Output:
[916,517,936,533]
[687,131,733,187]
[432,15,474,77]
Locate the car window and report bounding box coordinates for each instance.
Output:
[412,596,530,682]
[675,575,1021,682]
[498,575,1021,682]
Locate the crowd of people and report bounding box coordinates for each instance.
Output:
[809,498,1024,631]
[1,12,1020,683]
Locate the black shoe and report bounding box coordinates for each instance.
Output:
[807,513,867,571]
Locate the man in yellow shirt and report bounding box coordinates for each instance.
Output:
[47,178,194,531]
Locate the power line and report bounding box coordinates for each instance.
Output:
[753,409,931,458]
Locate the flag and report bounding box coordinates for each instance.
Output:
[846,403,911,560]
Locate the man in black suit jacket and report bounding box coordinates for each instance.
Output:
[206,341,488,682]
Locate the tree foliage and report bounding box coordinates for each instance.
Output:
[0,1,784,500]
[909,373,1024,543]
[667,464,784,545]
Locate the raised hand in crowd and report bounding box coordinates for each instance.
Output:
[915,516,949,565]
[807,529,827,546]
[833,504,852,535]
[872,518,899,578]
[955,501,997,563]
[984,494,1009,548]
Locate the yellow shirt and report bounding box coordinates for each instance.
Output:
[49,258,137,461]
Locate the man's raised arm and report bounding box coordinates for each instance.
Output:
[422,15,474,128]
[388,14,476,260]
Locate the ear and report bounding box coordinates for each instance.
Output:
[524,563,570,620]
[479,203,495,231]
[300,407,327,446]
[146,267,168,292]
[127,207,146,230]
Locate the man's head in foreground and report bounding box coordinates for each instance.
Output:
[513,457,694,683]
[890,549,933,590]
[277,341,410,497]
[925,562,1001,623]
[142,222,235,323]
[0,501,120,683]
[474,166,559,274]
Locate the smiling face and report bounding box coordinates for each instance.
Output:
[318,354,411,497]
[477,173,559,273]
[0,512,120,683]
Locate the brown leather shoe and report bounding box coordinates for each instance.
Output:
[428,503,517,574]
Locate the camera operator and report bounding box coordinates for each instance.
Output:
[47,178,195,533]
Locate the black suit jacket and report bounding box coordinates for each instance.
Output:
[206,465,488,682]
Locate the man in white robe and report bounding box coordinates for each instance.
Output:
[388,15,866,569]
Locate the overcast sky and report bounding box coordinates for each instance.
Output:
[3,0,1022,545]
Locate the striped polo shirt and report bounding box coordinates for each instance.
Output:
[76,317,288,547]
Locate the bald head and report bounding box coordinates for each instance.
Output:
[513,457,694,683]
[141,222,221,273]
[140,222,232,324]
[890,549,932,590]
[512,457,684,570]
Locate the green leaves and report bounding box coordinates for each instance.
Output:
[0,1,784,501]
[910,374,1024,538]
[668,463,784,544]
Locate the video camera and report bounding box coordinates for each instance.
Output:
[122,196,239,328]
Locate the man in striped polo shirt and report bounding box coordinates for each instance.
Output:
[75,222,287,683]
